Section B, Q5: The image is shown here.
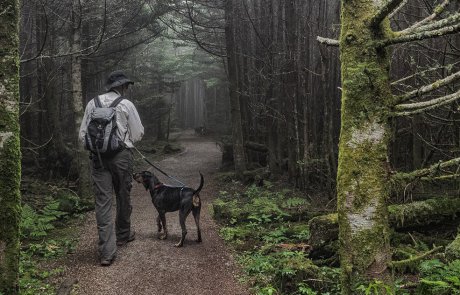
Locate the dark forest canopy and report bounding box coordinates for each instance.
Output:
[0,0,459,294]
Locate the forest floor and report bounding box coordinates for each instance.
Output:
[56,130,250,295]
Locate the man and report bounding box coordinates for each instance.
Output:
[79,70,144,266]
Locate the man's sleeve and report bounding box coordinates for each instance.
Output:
[128,103,144,143]
[78,101,92,146]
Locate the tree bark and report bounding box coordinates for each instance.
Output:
[71,0,92,206]
[225,0,246,173]
[337,0,394,292]
[0,0,21,293]
[310,197,460,252]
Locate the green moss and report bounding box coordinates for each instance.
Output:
[0,1,21,293]
[337,0,395,292]
[445,233,460,261]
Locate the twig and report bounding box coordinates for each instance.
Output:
[377,22,460,47]
[395,70,460,104]
[388,0,409,19]
[400,0,451,34]
[370,0,406,28]
[394,89,460,115]
[316,36,339,47]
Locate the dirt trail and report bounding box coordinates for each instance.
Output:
[61,130,250,295]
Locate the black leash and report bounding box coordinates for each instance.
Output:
[132,145,187,187]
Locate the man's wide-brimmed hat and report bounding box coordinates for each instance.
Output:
[106,70,134,90]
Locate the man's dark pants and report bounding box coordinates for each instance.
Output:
[91,149,134,260]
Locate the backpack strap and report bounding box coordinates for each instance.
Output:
[109,96,124,108]
[93,96,103,108]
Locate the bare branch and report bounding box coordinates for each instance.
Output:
[388,0,409,19]
[395,70,460,104]
[370,0,405,28]
[401,12,460,36]
[20,0,48,63]
[391,62,460,86]
[316,36,339,47]
[400,0,451,34]
[393,157,460,181]
[377,22,460,47]
[184,0,226,57]
[394,89,460,116]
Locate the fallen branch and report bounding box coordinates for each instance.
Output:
[308,197,460,250]
[389,246,443,272]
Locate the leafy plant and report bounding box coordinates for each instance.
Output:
[20,200,67,239]
[416,259,460,294]
[356,280,395,295]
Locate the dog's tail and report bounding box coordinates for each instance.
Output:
[192,172,204,208]
[193,172,204,195]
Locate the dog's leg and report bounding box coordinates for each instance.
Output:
[192,204,202,243]
[159,212,167,240]
[175,210,190,247]
[156,215,162,233]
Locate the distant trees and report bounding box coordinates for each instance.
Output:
[0,0,21,293]
[19,0,167,197]
[178,0,341,190]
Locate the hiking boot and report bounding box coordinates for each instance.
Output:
[100,256,116,267]
[116,231,136,246]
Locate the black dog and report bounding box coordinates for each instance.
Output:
[133,171,204,247]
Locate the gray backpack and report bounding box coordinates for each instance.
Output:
[84,96,125,157]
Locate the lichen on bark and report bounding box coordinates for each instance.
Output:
[0,0,22,294]
[337,0,394,293]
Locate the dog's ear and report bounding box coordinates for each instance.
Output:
[142,171,153,177]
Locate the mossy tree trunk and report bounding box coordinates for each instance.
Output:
[338,0,394,293]
[0,0,21,293]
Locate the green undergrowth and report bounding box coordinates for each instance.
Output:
[20,184,85,295]
[213,180,460,294]
[212,182,341,294]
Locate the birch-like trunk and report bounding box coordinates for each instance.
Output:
[71,0,92,205]
[0,0,21,293]
[337,0,393,293]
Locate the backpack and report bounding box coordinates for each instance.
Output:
[84,96,125,157]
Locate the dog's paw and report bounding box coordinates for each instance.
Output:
[174,242,184,247]
[158,234,167,240]
[196,238,202,243]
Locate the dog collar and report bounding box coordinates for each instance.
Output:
[153,183,164,190]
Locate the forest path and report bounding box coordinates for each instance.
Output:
[60,130,250,295]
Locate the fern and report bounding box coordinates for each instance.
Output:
[416,259,460,294]
[20,201,67,239]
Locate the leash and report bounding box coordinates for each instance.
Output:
[132,145,187,187]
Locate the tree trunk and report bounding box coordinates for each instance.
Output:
[71,0,92,206]
[310,197,460,251]
[337,1,394,292]
[0,0,21,293]
[225,0,246,173]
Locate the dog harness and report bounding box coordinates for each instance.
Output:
[153,183,164,190]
